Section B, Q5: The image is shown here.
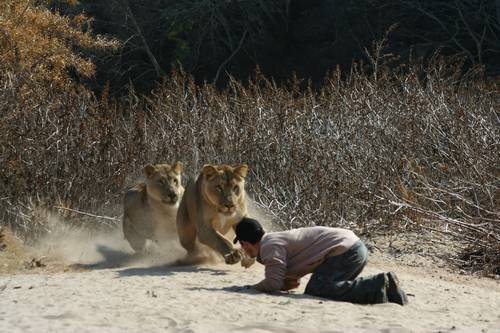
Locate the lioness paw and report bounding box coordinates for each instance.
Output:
[224,250,241,265]
[240,256,255,268]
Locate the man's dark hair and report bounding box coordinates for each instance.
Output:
[233,217,265,244]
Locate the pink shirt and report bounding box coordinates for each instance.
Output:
[255,226,359,292]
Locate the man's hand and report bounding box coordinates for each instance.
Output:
[223,284,255,292]
[281,278,300,291]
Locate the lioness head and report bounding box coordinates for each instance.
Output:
[201,164,248,216]
[144,161,184,205]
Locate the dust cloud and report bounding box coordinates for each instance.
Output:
[30,198,279,269]
[33,214,186,269]
[247,198,282,233]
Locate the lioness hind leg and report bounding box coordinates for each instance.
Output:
[123,218,146,253]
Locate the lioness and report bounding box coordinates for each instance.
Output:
[123,161,184,252]
[176,163,254,267]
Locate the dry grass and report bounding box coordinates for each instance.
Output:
[0,56,498,275]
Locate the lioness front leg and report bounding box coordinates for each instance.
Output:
[197,225,240,264]
[240,251,256,268]
[123,217,147,252]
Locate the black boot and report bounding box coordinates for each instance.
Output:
[386,272,408,306]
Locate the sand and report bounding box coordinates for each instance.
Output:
[1,228,499,333]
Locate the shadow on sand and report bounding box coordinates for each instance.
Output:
[70,244,230,278]
[70,244,143,270]
[117,265,230,278]
[186,285,323,301]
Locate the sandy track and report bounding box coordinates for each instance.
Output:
[1,238,499,333]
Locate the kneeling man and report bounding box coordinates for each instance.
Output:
[233,218,408,305]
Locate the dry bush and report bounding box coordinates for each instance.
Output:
[0,0,117,89]
[0,58,498,274]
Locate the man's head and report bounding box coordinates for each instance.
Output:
[234,217,265,258]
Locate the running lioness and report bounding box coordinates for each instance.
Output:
[123,162,184,252]
[176,163,254,267]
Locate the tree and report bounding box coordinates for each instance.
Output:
[400,0,500,68]
[0,0,117,88]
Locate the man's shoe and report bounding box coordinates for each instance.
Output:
[386,272,408,306]
[374,273,389,303]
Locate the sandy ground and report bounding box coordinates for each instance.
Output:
[1,227,499,333]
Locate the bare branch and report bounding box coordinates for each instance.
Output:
[213,29,248,85]
[117,0,165,78]
[53,206,121,223]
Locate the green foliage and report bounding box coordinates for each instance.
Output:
[50,0,498,93]
[164,20,192,64]
[399,0,500,66]
[160,0,286,71]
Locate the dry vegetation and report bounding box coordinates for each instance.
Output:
[1,62,498,275]
[0,0,117,88]
[0,1,498,275]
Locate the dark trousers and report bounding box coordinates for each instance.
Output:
[304,240,387,304]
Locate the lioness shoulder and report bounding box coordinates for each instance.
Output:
[123,161,184,252]
[176,163,254,267]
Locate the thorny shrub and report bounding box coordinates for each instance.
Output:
[0,60,498,275]
[0,0,117,89]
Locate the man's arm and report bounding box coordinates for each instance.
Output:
[254,245,287,292]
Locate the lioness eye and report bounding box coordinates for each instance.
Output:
[173,178,178,186]
[233,186,239,194]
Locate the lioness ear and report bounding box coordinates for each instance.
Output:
[144,164,156,177]
[202,164,219,179]
[234,164,248,179]
[172,161,183,175]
